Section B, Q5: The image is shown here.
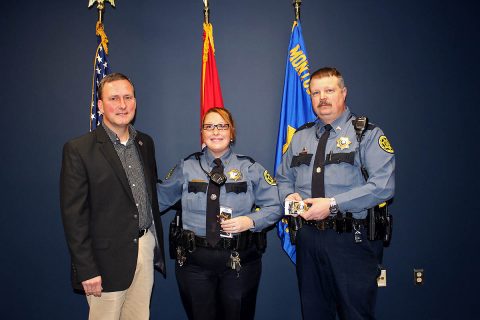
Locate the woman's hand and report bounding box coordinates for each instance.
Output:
[221,216,254,233]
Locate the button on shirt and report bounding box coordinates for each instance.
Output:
[157,148,282,237]
[103,124,152,230]
[276,107,395,219]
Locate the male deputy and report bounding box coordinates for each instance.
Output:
[60,73,165,319]
[276,67,395,319]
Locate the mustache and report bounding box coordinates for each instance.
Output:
[318,100,331,106]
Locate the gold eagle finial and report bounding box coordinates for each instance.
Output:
[88,0,116,10]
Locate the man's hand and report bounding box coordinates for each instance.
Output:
[221,216,254,233]
[82,276,103,297]
[301,198,331,221]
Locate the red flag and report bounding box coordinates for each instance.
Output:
[200,23,224,129]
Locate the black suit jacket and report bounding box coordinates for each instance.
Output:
[60,125,165,292]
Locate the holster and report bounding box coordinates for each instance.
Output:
[168,201,183,259]
[287,215,303,245]
[253,231,267,253]
[169,214,183,259]
[367,204,393,246]
[180,230,196,252]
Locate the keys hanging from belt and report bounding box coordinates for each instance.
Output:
[227,250,242,276]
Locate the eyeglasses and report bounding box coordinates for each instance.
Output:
[202,123,230,131]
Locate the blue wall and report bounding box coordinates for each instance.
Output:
[1,0,479,318]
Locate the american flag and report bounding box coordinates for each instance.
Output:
[90,41,109,131]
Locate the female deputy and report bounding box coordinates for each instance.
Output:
[157,107,281,320]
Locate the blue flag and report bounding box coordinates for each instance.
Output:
[90,23,110,131]
[275,21,316,264]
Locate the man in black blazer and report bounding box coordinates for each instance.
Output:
[60,73,165,319]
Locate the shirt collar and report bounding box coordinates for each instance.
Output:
[204,147,233,167]
[102,123,137,145]
[315,107,352,136]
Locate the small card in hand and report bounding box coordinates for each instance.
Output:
[284,200,310,216]
[219,206,233,238]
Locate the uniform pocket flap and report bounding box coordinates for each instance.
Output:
[325,152,355,165]
[225,182,248,193]
[290,153,313,167]
[188,181,208,193]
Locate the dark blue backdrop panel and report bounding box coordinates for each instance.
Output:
[1,0,479,319]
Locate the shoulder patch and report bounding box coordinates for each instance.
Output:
[184,151,203,161]
[236,155,255,164]
[378,135,394,154]
[296,121,316,133]
[165,164,177,180]
[263,170,277,186]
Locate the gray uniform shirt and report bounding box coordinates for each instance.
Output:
[276,107,395,219]
[157,148,282,236]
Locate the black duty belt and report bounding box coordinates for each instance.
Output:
[304,216,368,232]
[194,232,254,250]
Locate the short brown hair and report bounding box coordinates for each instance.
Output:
[98,73,135,100]
[310,67,345,88]
[202,107,236,143]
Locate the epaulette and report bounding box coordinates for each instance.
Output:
[236,154,255,164]
[296,121,316,132]
[184,151,203,161]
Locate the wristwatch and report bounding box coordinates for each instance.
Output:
[329,198,339,214]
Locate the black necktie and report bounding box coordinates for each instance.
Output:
[206,158,223,246]
[311,124,333,198]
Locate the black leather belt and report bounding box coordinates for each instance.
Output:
[194,232,254,250]
[139,229,148,238]
[305,216,368,232]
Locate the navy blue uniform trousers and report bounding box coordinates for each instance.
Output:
[296,225,383,320]
[175,246,262,320]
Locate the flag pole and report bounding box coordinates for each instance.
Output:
[275,0,314,263]
[200,0,224,143]
[293,0,301,21]
[87,0,115,131]
[203,0,209,24]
